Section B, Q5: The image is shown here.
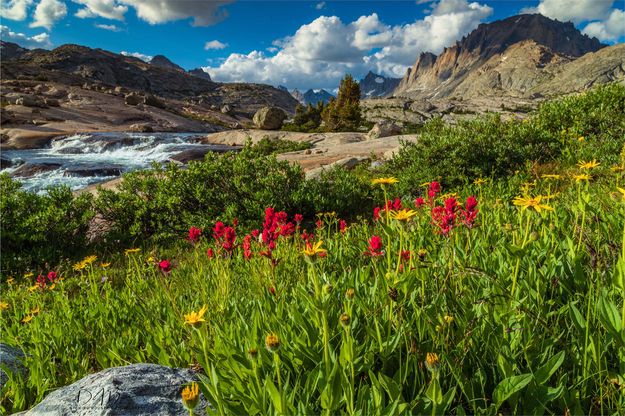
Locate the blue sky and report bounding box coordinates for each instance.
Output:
[1,0,624,90]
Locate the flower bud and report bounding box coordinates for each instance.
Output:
[339,313,351,327]
[265,333,280,352]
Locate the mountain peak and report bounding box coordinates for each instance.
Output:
[455,13,605,58]
[359,71,401,98]
[149,55,184,72]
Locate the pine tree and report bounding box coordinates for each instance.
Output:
[322,74,361,131]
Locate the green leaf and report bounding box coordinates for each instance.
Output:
[426,378,443,405]
[265,379,283,415]
[597,294,625,347]
[534,351,565,384]
[493,374,533,409]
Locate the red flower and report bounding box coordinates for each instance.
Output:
[269,286,276,296]
[461,196,479,228]
[213,221,226,240]
[316,219,323,229]
[47,271,58,282]
[428,181,441,200]
[221,226,237,252]
[188,226,202,243]
[36,274,46,288]
[251,229,260,238]
[158,259,172,273]
[364,235,384,257]
[278,222,296,237]
[294,214,303,224]
[206,248,214,258]
[243,234,253,259]
[415,197,425,208]
[400,250,411,262]
[301,231,314,243]
[431,198,458,236]
[339,220,347,233]
[373,207,382,220]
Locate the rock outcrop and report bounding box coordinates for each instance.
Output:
[188,68,212,81]
[253,107,287,130]
[22,364,210,416]
[368,120,402,139]
[394,14,616,99]
[149,55,185,72]
[0,343,26,390]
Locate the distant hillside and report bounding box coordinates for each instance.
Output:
[394,14,623,99]
[291,88,334,105]
[359,71,400,98]
[0,41,297,112]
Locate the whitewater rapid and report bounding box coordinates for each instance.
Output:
[1,132,236,193]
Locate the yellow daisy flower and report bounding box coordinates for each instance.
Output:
[371,177,399,186]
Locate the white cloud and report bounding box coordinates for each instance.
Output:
[204,0,493,89]
[524,0,614,23]
[583,8,625,41]
[0,0,33,21]
[74,0,127,20]
[29,0,66,29]
[0,24,52,48]
[120,50,152,61]
[94,23,121,31]
[315,1,325,10]
[204,39,227,50]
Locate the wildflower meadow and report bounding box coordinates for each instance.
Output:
[1,84,625,415]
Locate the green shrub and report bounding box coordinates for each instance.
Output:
[93,150,374,244]
[384,114,559,193]
[0,174,94,274]
[247,137,312,156]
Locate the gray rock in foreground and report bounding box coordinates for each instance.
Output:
[24,363,209,416]
[0,343,27,391]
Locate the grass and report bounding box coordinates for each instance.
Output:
[1,168,624,414]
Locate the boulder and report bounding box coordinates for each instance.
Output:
[305,156,370,180]
[253,107,287,130]
[15,95,47,108]
[367,121,402,139]
[220,105,233,115]
[10,163,62,178]
[67,92,81,102]
[64,165,124,177]
[44,98,60,107]
[143,94,165,109]
[124,93,142,106]
[0,343,27,390]
[22,364,210,416]
[1,156,14,169]
[128,123,154,133]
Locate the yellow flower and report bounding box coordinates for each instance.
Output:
[28,285,39,292]
[184,305,208,327]
[418,249,427,260]
[21,315,33,324]
[100,262,111,268]
[30,306,40,315]
[473,178,487,186]
[7,277,14,285]
[573,173,591,182]
[82,255,97,265]
[125,248,141,256]
[611,165,624,173]
[371,177,399,186]
[443,315,454,324]
[73,261,86,272]
[23,272,33,279]
[420,182,431,187]
[425,352,440,372]
[0,302,8,311]
[302,240,327,257]
[265,333,281,352]
[181,382,200,411]
[578,136,585,142]
[390,209,418,222]
[520,181,536,193]
[512,195,554,213]
[617,187,625,200]
[541,174,561,180]
[577,159,600,170]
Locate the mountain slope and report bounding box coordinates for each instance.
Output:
[359,71,401,98]
[394,14,616,99]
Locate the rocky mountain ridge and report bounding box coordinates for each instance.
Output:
[291,88,335,105]
[358,71,401,98]
[394,14,622,99]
